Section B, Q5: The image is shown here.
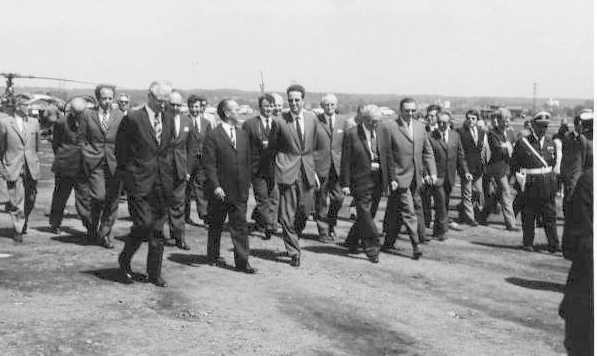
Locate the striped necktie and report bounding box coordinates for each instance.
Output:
[153,111,162,144]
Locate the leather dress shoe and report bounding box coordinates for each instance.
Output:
[100,237,115,249]
[118,254,135,284]
[521,245,535,252]
[547,246,562,254]
[290,255,301,267]
[49,226,62,235]
[13,232,23,243]
[506,226,521,232]
[236,264,257,274]
[368,255,379,264]
[412,247,422,260]
[434,234,446,242]
[148,277,168,287]
[22,221,28,234]
[209,257,226,267]
[263,231,272,240]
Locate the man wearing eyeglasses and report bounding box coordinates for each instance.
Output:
[117,93,130,116]
[81,84,124,248]
[163,91,193,250]
[510,112,559,253]
[116,81,175,287]
[382,98,437,260]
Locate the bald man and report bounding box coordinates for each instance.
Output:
[164,91,193,250]
[116,81,176,287]
[49,97,92,237]
[271,93,284,117]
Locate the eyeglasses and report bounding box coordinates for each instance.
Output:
[289,98,302,103]
[467,116,478,120]
[118,100,129,104]
[403,109,416,113]
[170,103,182,107]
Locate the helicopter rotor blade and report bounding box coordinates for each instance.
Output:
[0,73,97,85]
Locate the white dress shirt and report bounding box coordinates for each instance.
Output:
[174,114,181,137]
[221,121,236,147]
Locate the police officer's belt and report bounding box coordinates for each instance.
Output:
[520,167,552,175]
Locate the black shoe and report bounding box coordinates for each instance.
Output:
[100,237,115,249]
[434,234,446,242]
[13,232,23,243]
[236,264,257,274]
[368,255,379,264]
[521,245,535,252]
[49,226,62,235]
[148,277,168,287]
[290,255,301,267]
[209,257,226,267]
[506,226,520,232]
[22,221,28,234]
[118,253,135,284]
[263,231,272,240]
[547,246,562,254]
[412,247,422,260]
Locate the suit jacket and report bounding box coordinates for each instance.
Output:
[458,125,486,178]
[561,132,590,183]
[314,113,353,178]
[186,113,212,175]
[51,113,86,177]
[386,117,436,189]
[115,106,175,197]
[486,128,515,177]
[203,124,251,203]
[269,111,326,187]
[171,114,194,181]
[82,108,124,175]
[340,124,395,196]
[242,115,276,179]
[428,129,469,188]
[0,114,40,181]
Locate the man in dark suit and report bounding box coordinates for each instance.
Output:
[420,104,441,228]
[340,105,395,263]
[428,111,472,240]
[383,98,437,259]
[314,94,353,242]
[242,94,278,240]
[82,85,124,248]
[203,99,256,273]
[117,93,130,116]
[458,109,489,226]
[49,98,92,236]
[164,91,193,250]
[116,81,176,287]
[269,84,327,267]
[184,95,212,225]
[479,108,518,231]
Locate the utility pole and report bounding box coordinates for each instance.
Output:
[259,71,265,94]
[532,82,537,112]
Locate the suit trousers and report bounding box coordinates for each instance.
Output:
[483,175,516,229]
[207,198,250,268]
[250,175,279,232]
[167,178,187,239]
[460,175,484,222]
[278,178,314,257]
[345,172,382,258]
[6,166,37,234]
[88,162,118,234]
[184,170,208,221]
[49,174,91,230]
[97,171,122,240]
[420,184,433,227]
[383,179,420,248]
[314,169,344,237]
[432,180,452,236]
[521,174,559,248]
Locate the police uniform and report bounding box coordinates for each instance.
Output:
[510,113,559,251]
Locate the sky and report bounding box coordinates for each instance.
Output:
[1,0,593,98]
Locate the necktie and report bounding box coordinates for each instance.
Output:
[230,126,236,149]
[472,127,478,145]
[370,128,378,161]
[328,116,333,132]
[264,118,271,137]
[444,131,449,144]
[101,112,109,131]
[153,111,162,144]
[296,118,304,150]
[194,117,199,133]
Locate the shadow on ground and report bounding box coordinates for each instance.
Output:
[505,277,565,293]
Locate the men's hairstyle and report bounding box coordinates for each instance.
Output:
[492,108,511,121]
[258,93,275,108]
[357,104,380,119]
[286,84,306,99]
[320,93,338,105]
[399,97,416,110]
[426,104,441,114]
[117,93,129,101]
[169,90,183,103]
[148,81,173,98]
[94,84,116,100]
[270,92,284,103]
[465,109,480,119]
[187,94,207,107]
[217,99,233,120]
[438,110,452,119]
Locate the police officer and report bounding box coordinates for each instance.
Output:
[510,111,560,253]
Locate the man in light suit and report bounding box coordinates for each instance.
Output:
[116,81,175,287]
[314,94,353,242]
[383,98,437,259]
[340,105,395,263]
[82,85,124,248]
[203,99,256,273]
[0,97,40,242]
[184,95,212,225]
[163,91,193,250]
[49,97,92,236]
[269,84,327,267]
[428,111,472,241]
[243,94,278,239]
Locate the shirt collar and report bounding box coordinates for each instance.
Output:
[291,110,304,121]
[145,104,155,118]
[221,121,234,132]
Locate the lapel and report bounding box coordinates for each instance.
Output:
[319,114,332,138]
[140,107,159,146]
[357,124,372,160]
[284,113,302,150]
[396,117,413,143]
[9,118,25,144]
[476,130,484,148]
[217,124,236,151]
[105,109,121,134]
[92,110,106,134]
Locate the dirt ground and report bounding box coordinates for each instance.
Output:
[0,143,570,356]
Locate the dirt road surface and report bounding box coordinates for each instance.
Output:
[0,144,569,356]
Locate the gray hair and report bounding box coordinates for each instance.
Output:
[320,93,338,105]
[270,92,284,104]
[148,81,173,99]
[357,104,381,120]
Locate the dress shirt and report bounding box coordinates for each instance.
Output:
[326,113,336,131]
[174,114,181,137]
[14,115,24,134]
[221,121,236,148]
[259,115,271,134]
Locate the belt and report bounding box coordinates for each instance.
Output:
[520,167,552,175]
